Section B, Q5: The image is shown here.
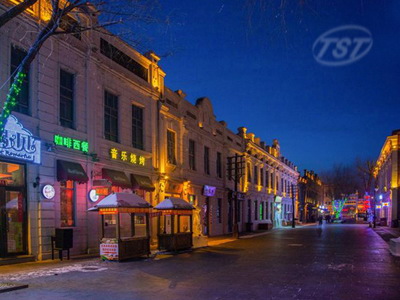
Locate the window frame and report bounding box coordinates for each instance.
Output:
[216,152,222,178]
[167,129,177,165]
[204,146,210,175]
[104,90,119,142]
[10,45,30,115]
[60,180,76,227]
[59,69,75,129]
[189,139,196,170]
[132,104,144,150]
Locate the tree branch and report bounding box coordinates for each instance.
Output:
[0,0,38,28]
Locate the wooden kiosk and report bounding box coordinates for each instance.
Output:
[154,197,195,252]
[89,193,152,261]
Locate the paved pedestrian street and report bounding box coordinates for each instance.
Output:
[1,224,400,300]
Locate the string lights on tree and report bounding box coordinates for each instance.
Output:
[0,71,26,136]
[332,199,347,219]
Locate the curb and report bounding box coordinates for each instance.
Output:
[0,283,29,294]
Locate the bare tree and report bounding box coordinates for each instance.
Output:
[354,158,376,196]
[0,0,162,135]
[0,0,38,28]
[320,164,359,200]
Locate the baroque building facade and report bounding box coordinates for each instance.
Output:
[374,129,400,228]
[0,0,300,263]
[298,170,323,222]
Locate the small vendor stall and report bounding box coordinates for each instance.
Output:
[154,197,194,252]
[88,192,152,261]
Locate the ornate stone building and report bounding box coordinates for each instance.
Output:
[374,129,400,228]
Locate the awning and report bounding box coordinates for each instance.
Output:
[88,192,152,214]
[102,168,131,188]
[131,174,155,192]
[57,160,89,183]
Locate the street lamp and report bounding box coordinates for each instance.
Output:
[374,186,379,228]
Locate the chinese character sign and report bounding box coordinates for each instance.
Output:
[54,134,89,153]
[110,148,146,166]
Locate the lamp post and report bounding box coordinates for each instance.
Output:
[374,187,379,228]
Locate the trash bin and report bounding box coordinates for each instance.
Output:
[380,218,387,227]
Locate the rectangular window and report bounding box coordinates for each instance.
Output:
[132,104,144,150]
[189,139,196,170]
[260,168,264,186]
[104,90,119,142]
[167,130,176,164]
[217,198,222,223]
[247,163,252,182]
[237,202,241,222]
[266,202,269,220]
[60,180,75,227]
[254,201,258,221]
[100,38,148,81]
[216,152,222,178]
[271,173,274,189]
[265,170,269,187]
[253,166,258,184]
[281,178,284,193]
[276,176,279,191]
[60,69,74,128]
[204,146,210,175]
[10,45,29,114]
[227,157,232,181]
[260,202,264,220]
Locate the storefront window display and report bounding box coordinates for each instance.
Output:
[60,180,75,227]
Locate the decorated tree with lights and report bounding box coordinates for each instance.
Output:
[0,0,163,135]
[332,199,347,219]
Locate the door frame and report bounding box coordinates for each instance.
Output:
[0,162,28,258]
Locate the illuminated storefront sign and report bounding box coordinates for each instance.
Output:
[41,184,55,200]
[109,148,145,166]
[88,189,100,202]
[203,185,216,197]
[54,134,89,153]
[0,115,41,164]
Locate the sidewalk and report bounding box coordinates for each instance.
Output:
[373,226,400,243]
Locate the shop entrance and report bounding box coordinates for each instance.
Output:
[0,162,27,257]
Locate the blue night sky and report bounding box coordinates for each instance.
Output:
[139,0,400,173]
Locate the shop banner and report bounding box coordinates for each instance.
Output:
[0,115,41,164]
[100,243,119,261]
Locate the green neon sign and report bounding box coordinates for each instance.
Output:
[54,134,89,153]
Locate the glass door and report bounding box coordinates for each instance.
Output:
[0,188,27,257]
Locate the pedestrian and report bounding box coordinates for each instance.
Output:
[318,215,323,225]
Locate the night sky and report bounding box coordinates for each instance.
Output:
[139,0,400,173]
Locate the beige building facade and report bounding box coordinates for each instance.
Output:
[0,0,301,263]
[374,130,400,228]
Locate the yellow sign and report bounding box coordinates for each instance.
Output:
[110,148,146,166]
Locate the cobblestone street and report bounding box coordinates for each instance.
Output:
[1,224,399,300]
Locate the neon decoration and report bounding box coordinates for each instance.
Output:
[0,114,41,164]
[109,148,145,166]
[54,134,89,153]
[0,72,27,136]
[332,199,346,219]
